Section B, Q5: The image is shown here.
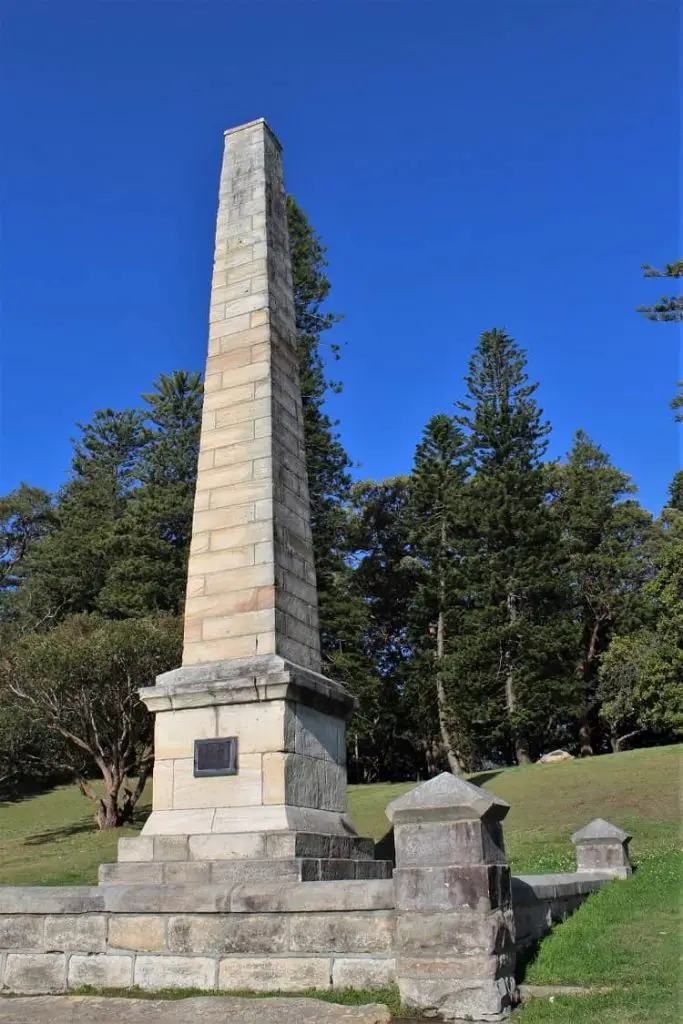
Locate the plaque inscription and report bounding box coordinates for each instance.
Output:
[194,737,238,777]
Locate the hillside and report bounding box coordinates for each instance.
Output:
[0,745,679,886]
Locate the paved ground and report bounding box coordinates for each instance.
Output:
[0,996,392,1023]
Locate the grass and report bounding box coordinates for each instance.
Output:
[0,744,681,1022]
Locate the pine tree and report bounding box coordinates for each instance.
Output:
[0,485,55,615]
[406,415,470,774]
[637,260,683,322]
[19,409,147,620]
[667,470,683,512]
[455,329,577,764]
[552,430,654,754]
[98,371,202,617]
[287,197,355,666]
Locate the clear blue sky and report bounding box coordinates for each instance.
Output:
[1,1,680,512]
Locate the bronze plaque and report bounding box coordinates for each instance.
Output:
[193,737,238,777]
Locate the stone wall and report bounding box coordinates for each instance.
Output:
[0,881,395,995]
[0,870,615,996]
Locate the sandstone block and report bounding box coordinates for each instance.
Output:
[4,953,66,994]
[395,909,514,957]
[0,915,44,950]
[398,974,515,1022]
[108,915,167,952]
[134,955,216,991]
[164,863,212,885]
[154,707,218,760]
[68,954,133,989]
[44,915,106,952]
[153,836,189,862]
[229,879,394,915]
[332,957,395,990]
[289,912,394,954]
[98,863,165,885]
[151,759,174,811]
[394,818,507,868]
[218,956,331,992]
[171,752,262,810]
[394,864,511,913]
[168,914,287,954]
[189,832,265,861]
[118,837,154,862]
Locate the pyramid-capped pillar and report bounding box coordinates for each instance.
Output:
[388,774,516,1022]
[571,818,632,878]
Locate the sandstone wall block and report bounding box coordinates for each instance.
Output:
[134,955,216,991]
[44,914,107,952]
[0,915,44,950]
[218,955,331,992]
[68,953,133,989]
[4,953,66,994]
[107,915,167,952]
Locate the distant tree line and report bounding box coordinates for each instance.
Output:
[0,209,681,826]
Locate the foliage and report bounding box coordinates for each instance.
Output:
[551,431,654,753]
[598,514,683,749]
[2,614,181,828]
[452,329,578,765]
[637,259,683,322]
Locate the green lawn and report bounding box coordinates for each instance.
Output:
[0,745,681,1022]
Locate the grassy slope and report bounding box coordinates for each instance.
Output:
[0,745,681,1021]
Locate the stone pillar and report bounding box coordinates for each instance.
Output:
[122,120,379,869]
[388,773,517,1023]
[571,818,632,878]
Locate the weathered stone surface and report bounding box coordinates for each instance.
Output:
[107,915,167,952]
[118,837,153,863]
[229,879,394,914]
[0,889,104,915]
[571,818,631,844]
[189,833,266,861]
[394,864,511,913]
[289,912,394,954]
[153,836,190,862]
[209,858,304,884]
[398,975,515,1022]
[395,909,514,956]
[133,955,216,990]
[394,819,507,867]
[67,954,133,989]
[102,885,230,914]
[4,954,66,994]
[332,957,395,990]
[99,863,165,885]
[0,996,392,1024]
[0,916,44,950]
[44,914,106,952]
[168,914,288,954]
[218,955,331,992]
[386,773,509,826]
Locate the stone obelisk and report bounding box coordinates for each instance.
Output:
[105,119,389,881]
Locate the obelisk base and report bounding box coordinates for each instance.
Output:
[98,656,393,883]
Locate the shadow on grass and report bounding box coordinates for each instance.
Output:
[23,804,148,846]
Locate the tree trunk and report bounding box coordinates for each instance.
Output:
[505,591,531,765]
[435,518,466,776]
[579,617,604,756]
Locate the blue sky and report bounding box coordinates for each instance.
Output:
[1,1,679,512]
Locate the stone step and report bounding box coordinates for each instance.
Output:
[99,857,393,886]
[117,831,377,864]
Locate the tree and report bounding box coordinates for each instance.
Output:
[287,197,355,667]
[455,329,577,764]
[0,485,55,620]
[18,409,147,621]
[667,470,683,513]
[598,512,683,750]
[3,614,181,827]
[348,477,418,781]
[637,260,683,322]
[97,371,202,617]
[552,431,654,754]
[406,415,470,774]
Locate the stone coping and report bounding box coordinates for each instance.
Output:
[144,656,357,718]
[0,871,613,916]
[512,871,615,901]
[0,879,394,916]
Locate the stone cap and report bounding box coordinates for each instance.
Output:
[571,818,632,845]
[142,654,357,718]
[224,117,283,150]
[386,772,510,825]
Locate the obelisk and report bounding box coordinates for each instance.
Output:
[110,120,388,878]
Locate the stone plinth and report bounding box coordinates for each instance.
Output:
[571,818,632,879]
[388,773,517,1023]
